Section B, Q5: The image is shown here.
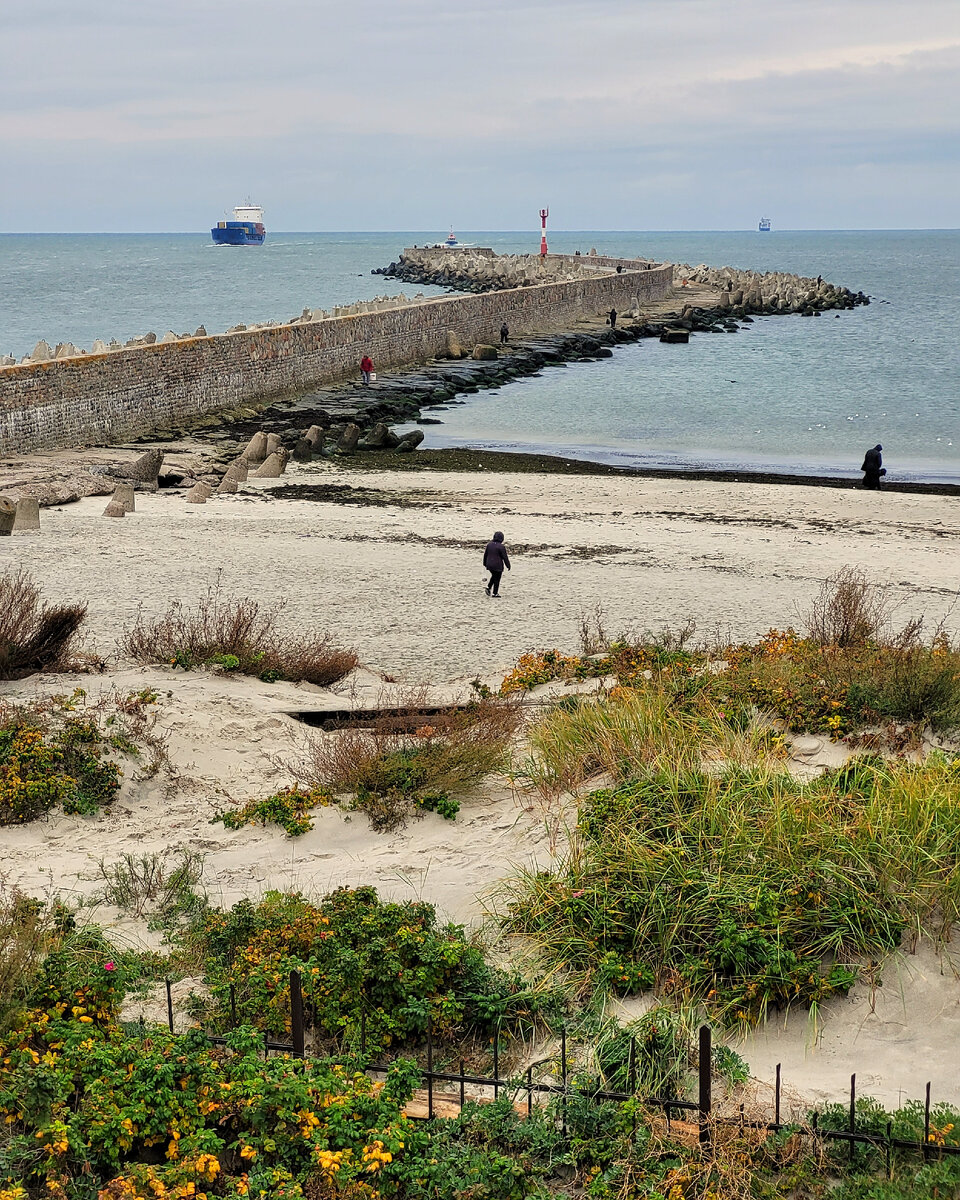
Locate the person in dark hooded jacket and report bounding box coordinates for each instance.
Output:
[861,444,886,489]
[483,531,511,597]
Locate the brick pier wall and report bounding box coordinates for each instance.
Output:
[0,260,672,454]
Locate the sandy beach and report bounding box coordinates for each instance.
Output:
[3,458,960,1108]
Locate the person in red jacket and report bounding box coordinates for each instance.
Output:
[483,531,511,597]
[360,355,374,385]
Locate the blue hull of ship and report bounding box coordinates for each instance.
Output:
[211,223,266,246]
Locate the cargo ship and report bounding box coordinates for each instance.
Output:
[758,216,772,232]
[211,203,266,246]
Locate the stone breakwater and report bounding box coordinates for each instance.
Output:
[674,263,869,315]
[378,248,664,293]
[382,247,868,316]
[0,254,671,455]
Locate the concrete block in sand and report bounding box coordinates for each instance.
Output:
[102,501,126,518]
[337,424,360,453]
[216,474,238,494]
[126,449,164,486]
[242,431,268,463]
[185,481,213,504]
[112,482,136,513]
[472,344,498,361]
[0,497,16,536]
[265,433,283,457]
[225,458,249,482]
[253,452,285,478]
[293,438,313,463]
[304,425,324,447]
[13,496,41,532]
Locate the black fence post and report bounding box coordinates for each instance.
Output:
[360,1011,367,1058]
[627,1037,636,1095]
[460,1058,466,1111]
[849,1074,856,1162]
[924,1081,931,1162]
[561,1026,568,1143]
[290,970,305,1058]
[774,1063,781,1130]
[493,1026,500,1101]
[526,1066,533,1117]
[427,1020,434,1120]
[229,983,237,1027]
[698,1025,712,1150]
[165,979,174,1033]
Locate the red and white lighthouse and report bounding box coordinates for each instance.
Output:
[539,207,549,256]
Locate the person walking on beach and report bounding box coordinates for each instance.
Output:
[360,355,374,386]
[861,444,886,489]
[483,531,511,598]
[608,307,618,329]
[500,322,509,345]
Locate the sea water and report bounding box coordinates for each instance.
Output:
[1,230,957,481]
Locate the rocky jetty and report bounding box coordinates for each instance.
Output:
[674,263,868,315]
[375,248,642,294]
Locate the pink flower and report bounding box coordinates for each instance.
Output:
[104,962,116,972]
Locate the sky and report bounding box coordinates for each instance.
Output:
[1,0,958,232]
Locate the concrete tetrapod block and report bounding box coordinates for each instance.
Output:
[13,496,41,532]
[395,429,425,453]
[242,431,268,463]
[103,501,126,518]
[216,474,239,494]
[113,482,136,513]
[127,449,164,487]
[185,481,213,504]
[265,433,283,458]
[293,438,313,463]
[337,424,360,454]
[253,452,284,478]
[0,497,16,536]
[304,425,324,447]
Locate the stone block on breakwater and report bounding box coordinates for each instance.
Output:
[13,496,41,532]
[0,496,18,535]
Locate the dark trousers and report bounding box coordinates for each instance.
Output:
[486,570,503,595]
[863,472,882,489]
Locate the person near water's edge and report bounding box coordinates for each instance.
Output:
[861,444,886,489]
[360,355,374,385]
[500,322,509,345]
[608,308,617,329]
[483,531,511,597]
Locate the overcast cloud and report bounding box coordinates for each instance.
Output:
[1,0,957,231]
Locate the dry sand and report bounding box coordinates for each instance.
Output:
[2,461,960,1109]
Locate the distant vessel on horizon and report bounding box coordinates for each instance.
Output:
[444,228,459,246]
[758,217,772,232]
[212,203,266,246]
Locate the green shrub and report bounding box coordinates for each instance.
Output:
[217,785,332,837]
[0,693,124,825]
[196,887,537,1052]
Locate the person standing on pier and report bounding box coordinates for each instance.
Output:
[483,531,511,598]
[861,444,886,489]
[500,322,509,345]
[360,355,374,386]
[608,307,618,329]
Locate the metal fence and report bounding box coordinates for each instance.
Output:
[160,969,960,1166]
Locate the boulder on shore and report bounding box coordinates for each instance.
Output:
[660,329,690,344]
[185,481,213,504]
[395,430,425,453]
[472,344,499,361]
[337,424,361,454]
